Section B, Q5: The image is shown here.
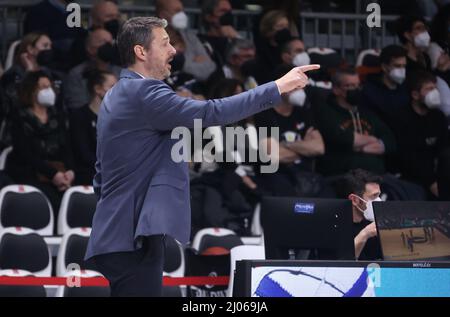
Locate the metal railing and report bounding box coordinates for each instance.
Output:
[0,1,399,66]
[300,12,400,63]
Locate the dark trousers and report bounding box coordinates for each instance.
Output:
[93,235,166,297]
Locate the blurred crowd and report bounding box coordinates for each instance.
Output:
[0,0,449,236]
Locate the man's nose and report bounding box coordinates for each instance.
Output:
[170,45,177,56]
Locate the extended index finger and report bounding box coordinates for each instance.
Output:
[298,64,321,73]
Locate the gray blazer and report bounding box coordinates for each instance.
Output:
[85,69,280,259]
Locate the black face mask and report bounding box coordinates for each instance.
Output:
[104,19,120,38]
[274,28,292,46]
[97,42,121,65]
[219,11,234,26]
[346,89,362,106]
[170,53,185,73]
[36,49,54,66]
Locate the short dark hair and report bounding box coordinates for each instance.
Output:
[406,70,437,93]
[396,15,427,44]
[331,68,358,87]
[335,169,383,198]
[117,16,167,67]
[83,68,115,97]
[379,45,407,66]
[280,37,301,55]
[18,70,52,109]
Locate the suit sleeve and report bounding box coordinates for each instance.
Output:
[93,159,102,199]
[139,80,281,131]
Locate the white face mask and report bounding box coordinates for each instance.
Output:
[37,87,56,107]
[171,11,189,30]
[389,67,406,85]
[356,196,382,222]
[424,88,441,108]
[414,31,431,49]
[288,88,306,107]
[292,52,310,67]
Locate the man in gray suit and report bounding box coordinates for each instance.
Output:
[85,16,318,296]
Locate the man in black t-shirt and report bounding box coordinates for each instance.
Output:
[254,88,325,197]
[392,70,449,199]
[335,169,384,261]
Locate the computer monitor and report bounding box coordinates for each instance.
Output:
[233,260,450,297]
[374,201,450,261]
[261,197,355,260]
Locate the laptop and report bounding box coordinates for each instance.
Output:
[373,201,450,261]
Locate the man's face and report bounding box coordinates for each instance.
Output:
[413,81,437,102]
[87,29,113,58]
[289,39,306,56]
[406,21,427,43]
[230,47,255,67]
[334,74,360,99]
[144,27,177,80]
[352,183,381,213]
[283,39,305,63]
[382,56,407,75]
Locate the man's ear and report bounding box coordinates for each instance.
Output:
[133,45,146,62]
[348,194,358,206]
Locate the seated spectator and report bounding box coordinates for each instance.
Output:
[63,28,121,110]
[279,38,310,68]
[70,0,122,67]
[23,0,84,71]
[392,70,449,199]
[208,38,258,90]
[190,79,257,235]
[70,69,117,185]
[275,41,333,111]
[1,32,64,116]
[253,10,292,83]
[254,67,328,198]
[257,0,302,38]
[156,0,217,82]
[361,45,410,131]
[396,15,432,74]
[90,0,121,38]
[429,4,450,86]
[335,169,383,261]
[199,0,241,68]
[7,71,75,212]
[314,69,397,176]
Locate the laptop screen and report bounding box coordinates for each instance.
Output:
[373,201,450,261]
